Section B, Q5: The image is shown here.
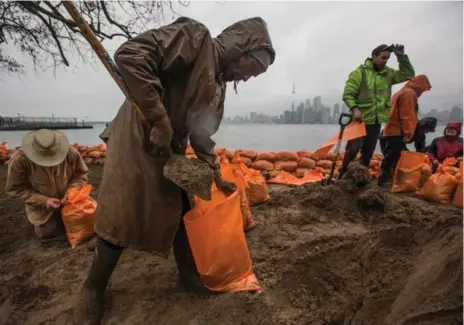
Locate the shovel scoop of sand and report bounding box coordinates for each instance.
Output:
[163,154,214,201]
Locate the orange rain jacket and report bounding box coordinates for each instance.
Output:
[383,75,432,141]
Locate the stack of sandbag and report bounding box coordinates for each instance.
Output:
[73,143,107,165]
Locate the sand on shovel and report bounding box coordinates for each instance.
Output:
[163,154,214,201]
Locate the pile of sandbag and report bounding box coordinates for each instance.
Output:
[392,152,463,208]
[73,143,106,165]
[186,146,383,180]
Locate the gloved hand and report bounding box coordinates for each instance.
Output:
[150,113,173,150]
[352,107,362,122]
[393,44,405,57]
[213,170,237,195]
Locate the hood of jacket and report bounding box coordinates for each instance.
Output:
[214,17,276,72]
[404,74,432,93]
[445,121,462,137]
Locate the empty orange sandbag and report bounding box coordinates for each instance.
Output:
[441,166,459,176]
[313,122,367,158]
[222,155,256,231]
[316,159,332,169]
[62,184,97,248]
[297,150,314,159]
[298,157,316,169]
[256,152,277,162]
[417,166,458,203]
[185,190,260,292]
[274,160,298,172]
[268,170,323,186]
[296,168,309,178]
[238,149,258,161]
[373,153,384,161]
[276,151,299,161]
[392,151,427,193]
[251,160,274,171]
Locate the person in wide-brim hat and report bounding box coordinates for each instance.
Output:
[21,129,70,167]
[5,129,89,242]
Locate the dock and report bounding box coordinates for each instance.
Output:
[0,116,93,131]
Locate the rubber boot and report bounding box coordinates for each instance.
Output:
[377,168,392,187]
[73,237,122,325]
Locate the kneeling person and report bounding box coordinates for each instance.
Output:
[5,129,89,242]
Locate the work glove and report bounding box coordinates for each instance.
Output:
[213,169,237,196]
[393,44,405,57]
[150,112,173,153]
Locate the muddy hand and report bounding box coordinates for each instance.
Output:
[150,113,173,150]
[215,178,237,196]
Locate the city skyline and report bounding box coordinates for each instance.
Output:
[224,95,463,125]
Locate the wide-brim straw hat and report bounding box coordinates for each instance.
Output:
[22,129,69,167]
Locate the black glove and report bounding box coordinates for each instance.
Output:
[213,170,236,195]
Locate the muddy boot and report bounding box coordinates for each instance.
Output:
[73,237,122,325]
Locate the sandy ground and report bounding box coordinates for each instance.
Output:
[0,164,462,325]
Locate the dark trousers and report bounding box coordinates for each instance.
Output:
[339,123,381,176]
[379,136,407,185]
[94,190,198,279]
[34,209,66,240]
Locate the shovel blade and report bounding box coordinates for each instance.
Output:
[163,155,214,201]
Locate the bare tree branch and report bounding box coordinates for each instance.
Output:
[0,1,189,76]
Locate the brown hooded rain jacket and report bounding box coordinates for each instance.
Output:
[95,17,275,255]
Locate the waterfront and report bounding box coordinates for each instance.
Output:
[0,124,446,152]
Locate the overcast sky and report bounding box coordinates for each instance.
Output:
[1,1,462,121]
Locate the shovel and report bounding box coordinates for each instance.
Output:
[325,113,353,185]
[63,1,213,200]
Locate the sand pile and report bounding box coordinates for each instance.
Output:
[0,164,462,325]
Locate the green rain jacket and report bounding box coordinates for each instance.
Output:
[343,56,415,124]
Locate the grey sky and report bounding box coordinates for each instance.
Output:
[1,1,462,121]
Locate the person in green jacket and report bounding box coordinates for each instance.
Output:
[338,44,415,178]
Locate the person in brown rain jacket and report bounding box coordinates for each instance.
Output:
[5,129,89,242]
[73,17,275,325]
[378,74,432,186]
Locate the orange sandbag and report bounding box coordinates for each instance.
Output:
[184,190,260,292]
[251,160,274,171]
[316,159,332,169]
[238,149,258,161]
[222,149,235,160]
[297,150,314,159]
[298,157,316,169]
[62,184,97,248]
[276,151,299,161]
[313,122,367,158]
[443,157,458,167]
[295,168,309,178]
[83,157,93,165]
[369,159,380,169]
[452,162,463,208]
[268,170,323,186]
[268,170,281,178]
[244,169,270,206]
[222,155,256,231]
[417,167,458,203]
[256,152,277,162]
[232,154,252,167]
[274,160,298,172]
[392,151,427,193]
[420,164,432,185]
[215,148,225,156]
[88,150,105,159]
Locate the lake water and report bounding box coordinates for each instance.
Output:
[0,124,446,152]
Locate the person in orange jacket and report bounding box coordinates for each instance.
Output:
[378,74,432,186]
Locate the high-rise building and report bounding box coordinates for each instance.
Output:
[296,103,304,124]
[313,96,322,113]
[305,99,311,109]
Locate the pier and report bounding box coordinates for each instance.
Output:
[0,116,93,131]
